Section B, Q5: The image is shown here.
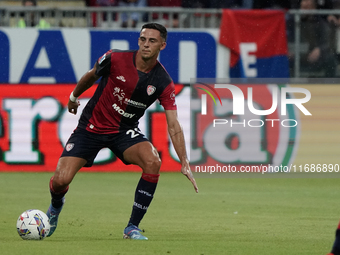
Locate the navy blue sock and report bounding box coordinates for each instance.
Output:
[128,173,159,227]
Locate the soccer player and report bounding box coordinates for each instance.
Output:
[46,22,198,240]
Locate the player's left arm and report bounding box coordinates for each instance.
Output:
[165,109,199,193]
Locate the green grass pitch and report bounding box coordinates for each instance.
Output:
[0,172,339,255]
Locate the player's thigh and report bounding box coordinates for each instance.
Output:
[53,156,87,187]
[61,128,105,168]
[123,141,161,174]
[53,129,104,187]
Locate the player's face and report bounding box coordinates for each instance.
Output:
[138,28,166,61]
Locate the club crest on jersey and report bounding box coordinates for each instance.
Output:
[66,143,74,152]
[147,85,156,96]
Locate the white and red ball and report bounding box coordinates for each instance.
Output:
[16,209,50,240]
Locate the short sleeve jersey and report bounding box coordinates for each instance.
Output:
[78,50,177,134]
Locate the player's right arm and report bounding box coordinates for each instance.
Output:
[68,63,100,115]
[69,50,113,115]
[69,51,112,115]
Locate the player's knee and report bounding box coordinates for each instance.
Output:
[144,156,161,174]
[52,174,71,192]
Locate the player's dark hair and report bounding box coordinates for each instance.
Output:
[141,23,168,42]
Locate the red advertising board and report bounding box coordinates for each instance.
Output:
[0,84,184,172]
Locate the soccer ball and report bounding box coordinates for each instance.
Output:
[16,209,50,240]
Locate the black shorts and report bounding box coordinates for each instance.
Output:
[60,128,149,167]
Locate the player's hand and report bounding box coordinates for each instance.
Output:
[68,100,80,115]
[181,160,199,193]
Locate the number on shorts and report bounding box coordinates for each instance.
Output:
[126,128,140,138]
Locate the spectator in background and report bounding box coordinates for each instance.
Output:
[291,0,337,77]
[96,0,118,27]
[252,0,291,9]
[85,0,117,27]
[85,0,98,27]
[181,0,208,8]
[316,0,333,9]
[97,0,117,6]
[335,0,340,8]
[148,0,181,27]
[333,0,340,26]
[18,0,50,28]
[118,0,147,28]
[294,0,338,25]
[209,0,242,8]
[315,0,339,25]
[85,0,98,6]
[181,0,245,8]
[181,0,256,9]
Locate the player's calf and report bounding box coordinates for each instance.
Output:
[46,176,68,237]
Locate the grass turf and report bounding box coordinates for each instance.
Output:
[0,172,339,255]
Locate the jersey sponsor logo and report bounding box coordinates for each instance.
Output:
[65,143,74,151]
[112,103,136,118]
[116,76,126,82]
[113,87,125,104]
[147,85,156,96]
[124,98,147,109]
[98,54,106,65]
